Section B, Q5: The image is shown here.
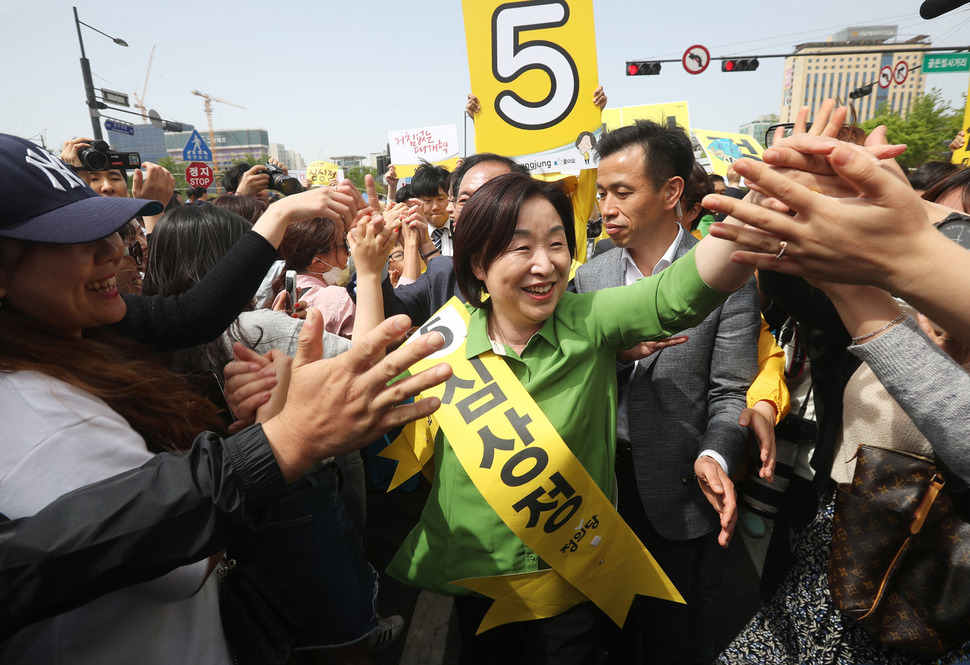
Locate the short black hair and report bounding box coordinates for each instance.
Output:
[394,184,413,204]
[595,120,693,190]
[222,162,252,193]
[449,153,529,198]
[409,162,451,199]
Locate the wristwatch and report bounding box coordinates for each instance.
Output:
[936,212,970,249]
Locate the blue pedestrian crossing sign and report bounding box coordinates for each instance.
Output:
[182,129,212,162]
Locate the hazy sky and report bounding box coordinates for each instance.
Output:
[2,1,968,162]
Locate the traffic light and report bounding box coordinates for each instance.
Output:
[626,61,662,76]
[849,84,875,99]
[721,58,759,72]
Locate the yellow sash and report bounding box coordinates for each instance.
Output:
[381,298,684,633]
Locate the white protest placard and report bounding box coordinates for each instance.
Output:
[388,124,460,180]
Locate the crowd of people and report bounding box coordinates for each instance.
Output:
[0,94,969,665]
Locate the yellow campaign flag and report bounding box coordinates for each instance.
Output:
[395,299,684,632]
[306,161,340,186]
[693,128,765,176]
[951,76,970,167]
[601,101,691,134]
[462,0,601,172]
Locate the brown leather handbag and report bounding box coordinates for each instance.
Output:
[828,444,970,656]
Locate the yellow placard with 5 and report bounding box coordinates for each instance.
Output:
[463,0,600,158]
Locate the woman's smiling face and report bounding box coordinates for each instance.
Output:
[0,233,128,336]
[473,195,571,342]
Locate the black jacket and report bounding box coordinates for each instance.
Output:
[0,425,284,637]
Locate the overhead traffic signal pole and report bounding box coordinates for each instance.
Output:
[623,45,970,76]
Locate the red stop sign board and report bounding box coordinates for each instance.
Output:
[185,162,214,188]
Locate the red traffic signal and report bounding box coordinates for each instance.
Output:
[626,61,662,76]
[722,58,759,72]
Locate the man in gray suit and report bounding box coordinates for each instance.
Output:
[573,120,760,664]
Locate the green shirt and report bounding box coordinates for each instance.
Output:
[387,246,728,596]
[696,214,715,238]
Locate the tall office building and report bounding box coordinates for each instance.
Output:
[269,143,306,170]
[780,26,928,123]
[108,123,195,164]
[739,115,778,146]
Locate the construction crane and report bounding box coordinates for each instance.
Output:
[132,45,155,121]
[190,89,246,183]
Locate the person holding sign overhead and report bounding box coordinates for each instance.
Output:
[379,171,758,664]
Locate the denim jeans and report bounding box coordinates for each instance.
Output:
[232,461,378,648]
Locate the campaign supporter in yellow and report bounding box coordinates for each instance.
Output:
[749,317,790,424]
[383,172,757,663]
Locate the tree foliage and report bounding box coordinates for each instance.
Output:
[156,156,188,193]
[860,89,964,168]
[344,166,386,197]
[228,153,269,169]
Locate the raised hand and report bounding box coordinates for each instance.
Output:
[261,311,452,481]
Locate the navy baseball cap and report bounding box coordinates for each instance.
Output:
[0,133,163,244]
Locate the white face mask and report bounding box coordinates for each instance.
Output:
[307,259,351,287]
[324,264,351,287]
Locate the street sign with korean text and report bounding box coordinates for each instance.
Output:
[924,53,970,73]
[185,162,214,189]
[182,129,213,162]
[104,118,135,136]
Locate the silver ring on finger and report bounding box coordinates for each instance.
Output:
[774,240,788,260]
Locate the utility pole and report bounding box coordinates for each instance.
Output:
[72,7,128,141]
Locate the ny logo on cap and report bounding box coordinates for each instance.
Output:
[25,148,87,193]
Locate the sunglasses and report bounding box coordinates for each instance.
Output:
[322,234,350,254]
[124,242,143,267]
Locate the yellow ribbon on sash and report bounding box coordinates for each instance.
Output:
[379,415,437,487]
[384,298,684,632]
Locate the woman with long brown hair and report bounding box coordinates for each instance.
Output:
[0,133,433,664]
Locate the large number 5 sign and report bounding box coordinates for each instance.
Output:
[492,1,579,130]
[463,0,599,160]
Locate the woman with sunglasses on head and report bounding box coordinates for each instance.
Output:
[272,216,356,337]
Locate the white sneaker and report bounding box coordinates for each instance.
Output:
[369,614,404,652]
